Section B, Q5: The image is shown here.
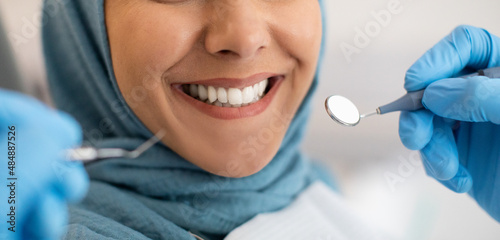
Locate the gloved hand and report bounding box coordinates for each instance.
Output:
[399,25,500,221]
[0,89,89,239]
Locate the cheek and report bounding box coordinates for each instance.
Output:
[268,1,322,66]
[267,1,322,109]
[108,5,202,93]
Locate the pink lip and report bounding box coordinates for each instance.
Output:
[172,72,278,89]
[172,75,284,120]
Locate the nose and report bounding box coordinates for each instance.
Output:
[204,2,269,60]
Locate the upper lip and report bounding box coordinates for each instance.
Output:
[171,72,281,89]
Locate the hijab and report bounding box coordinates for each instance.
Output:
[42,0,333,239]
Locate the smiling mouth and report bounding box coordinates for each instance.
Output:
[179,76,279,107]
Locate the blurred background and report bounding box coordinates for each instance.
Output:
[1,0,500,239]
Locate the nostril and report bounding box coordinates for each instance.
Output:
[216,47,263,58]
[218,50,232,55]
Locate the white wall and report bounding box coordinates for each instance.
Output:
[1,0,500,239]
[0,0,49,102]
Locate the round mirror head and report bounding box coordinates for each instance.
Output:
[325,95,360,126]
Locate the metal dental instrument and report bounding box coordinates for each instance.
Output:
[325,67,500,127]
[65,129,166,163]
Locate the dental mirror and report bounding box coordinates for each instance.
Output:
[325,90,425,127]
[325,95,361,126]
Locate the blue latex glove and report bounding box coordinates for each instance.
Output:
[0,89,89,239]
[399,25,500,221]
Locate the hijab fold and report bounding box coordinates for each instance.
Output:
[43,0,333,239]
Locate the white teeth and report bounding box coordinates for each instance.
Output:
[227,88,243,105]
[207,86,217,103]
[251,95,260,103]
[184,78,271,107]
[242,86,254,104]
[217,87,228,103]
[189,84,198,98]
[198,85,208,101]
[258,79,268,97]
[253,84,259,100]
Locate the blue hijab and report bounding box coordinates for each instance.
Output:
[43,0,333,239]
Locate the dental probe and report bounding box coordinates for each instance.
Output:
[64,129,166,163]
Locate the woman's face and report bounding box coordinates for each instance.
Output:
[105,0,322,177]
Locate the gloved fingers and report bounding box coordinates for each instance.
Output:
[419,118,459,180]
[423,77,500,124]
[24,192,68,240]
[436,165,473,193]
[405,25,500,91]
[49,112,88,202]
[0,89,52,125]
[398,109,435,150]
[47,114,88,203]
[51,160,89,203]
[0,88,83,148]
[50,110,84,148]
[0,89,85,168]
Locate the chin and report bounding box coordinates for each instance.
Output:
[196,144,280,178]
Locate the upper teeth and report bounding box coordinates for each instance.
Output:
[185,78,269,107]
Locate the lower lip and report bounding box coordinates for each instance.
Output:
[172,77,284,120]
